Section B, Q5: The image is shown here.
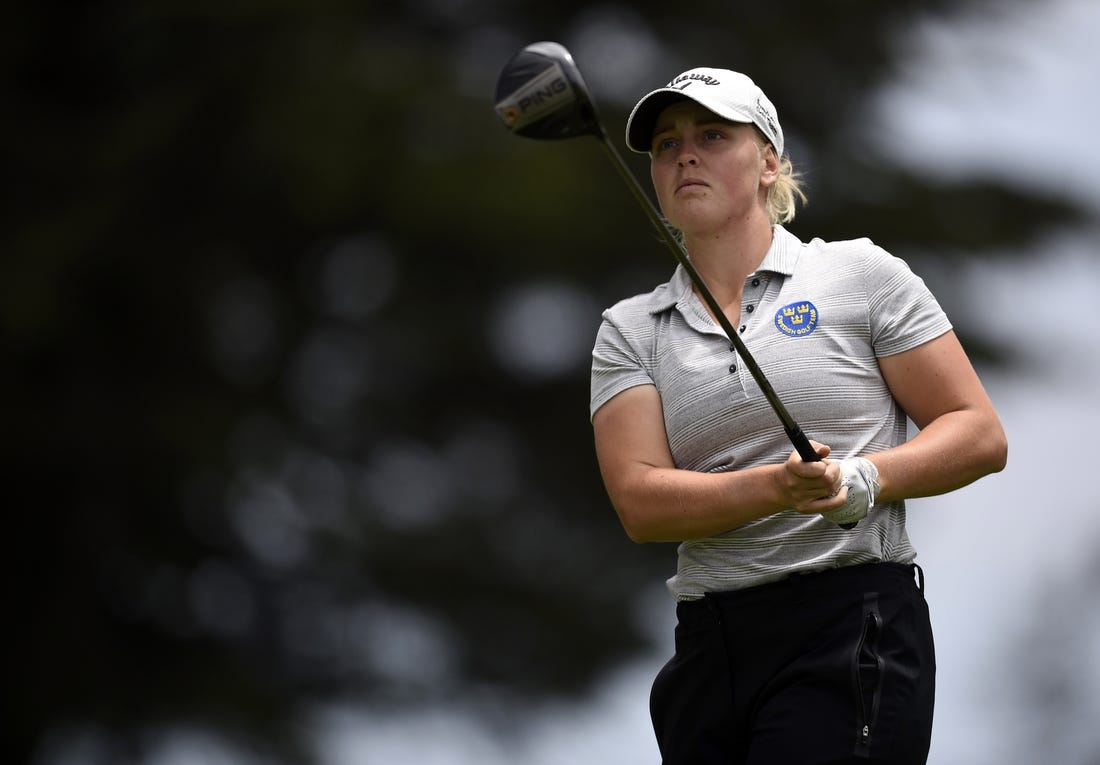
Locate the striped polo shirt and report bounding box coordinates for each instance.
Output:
[590,225,952,600]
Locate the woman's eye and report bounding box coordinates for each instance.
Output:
[703,129,724,141]
[653,137,676,153]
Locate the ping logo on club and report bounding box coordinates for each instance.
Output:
[774,300,819,337]
[495,63,573,130]
[514,74,568,111]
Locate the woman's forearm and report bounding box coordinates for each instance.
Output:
[609,463,790,543]
[869,408,1008,504]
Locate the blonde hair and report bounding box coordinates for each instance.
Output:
[756,130,806,225]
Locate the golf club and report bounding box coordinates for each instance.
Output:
[495,42,859,528]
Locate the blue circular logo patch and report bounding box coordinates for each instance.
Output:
[774,300,819,337]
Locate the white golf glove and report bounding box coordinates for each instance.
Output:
[823,457,880,527]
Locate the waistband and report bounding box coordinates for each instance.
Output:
[677,562,924,620]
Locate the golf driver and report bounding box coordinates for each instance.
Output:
[494,42,860,528]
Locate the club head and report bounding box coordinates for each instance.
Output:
[494,41,604,140]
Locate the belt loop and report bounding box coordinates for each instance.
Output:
[912,563,925,595]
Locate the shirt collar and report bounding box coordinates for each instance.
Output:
[648,225,803,315]
[757,224,802,277]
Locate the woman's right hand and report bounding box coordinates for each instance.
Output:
[782,441,847,514]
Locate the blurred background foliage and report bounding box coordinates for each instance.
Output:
[6,0,1086,762]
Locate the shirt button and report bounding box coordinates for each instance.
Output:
[746,305,754,313]
[739,325,746,334]
[751,278,761,287]
[729,364,737,373]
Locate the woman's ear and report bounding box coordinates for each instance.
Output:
[760,143,781,186]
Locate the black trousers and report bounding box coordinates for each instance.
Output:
[650,563,936,765]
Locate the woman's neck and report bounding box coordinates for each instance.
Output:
[683,214,774,304]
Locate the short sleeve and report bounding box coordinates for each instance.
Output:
[863,246,953,357]
[590,314,655,420]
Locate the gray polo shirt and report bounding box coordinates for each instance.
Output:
[590,225,952,599]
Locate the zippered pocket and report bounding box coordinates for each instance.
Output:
[852,593,884,758]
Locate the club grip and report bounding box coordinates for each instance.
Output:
[788,425,819,463]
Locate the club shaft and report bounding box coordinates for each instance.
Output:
[595,135,819,464]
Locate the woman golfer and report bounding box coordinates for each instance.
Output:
[589,68,1007,764]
